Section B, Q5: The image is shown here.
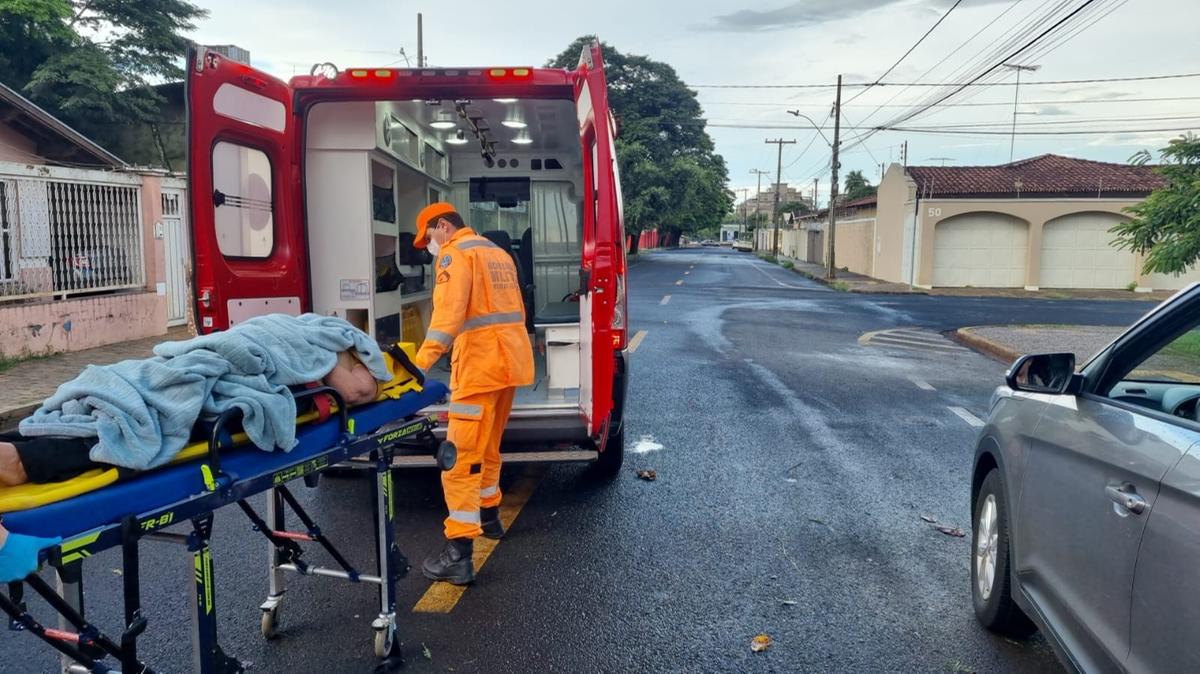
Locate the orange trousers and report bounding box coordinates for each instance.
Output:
[442,387,515,539]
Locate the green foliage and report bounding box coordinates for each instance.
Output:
[757,254,777,264]
[1111,134,1200,275]
[831,281,851,292]
[843,170,877,201]
[0,0,207,154]
[781,260,794,270]
[780,200,810,215]
[1125,281,1139,292]
[548,37,732,238]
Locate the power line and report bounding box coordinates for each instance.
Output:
[699,96,1200,109]
[887,125,1195,135]
[843,0,966,106]
[689,71,1200,89]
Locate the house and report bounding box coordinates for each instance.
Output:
[758,195,877,268]
[739,183,812,218]
[862,154,1181,290]
[0,81,190,358]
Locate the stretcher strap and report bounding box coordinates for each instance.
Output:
[304,382,334,422]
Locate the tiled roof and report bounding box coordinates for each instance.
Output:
[840,194,877,208]
[906,154,1162,198]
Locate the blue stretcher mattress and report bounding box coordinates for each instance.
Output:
[4,381,448,539]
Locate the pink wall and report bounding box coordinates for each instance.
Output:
[0,121,43,164]
[0,292,166,358]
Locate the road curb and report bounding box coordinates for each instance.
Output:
[952,327,1021,364]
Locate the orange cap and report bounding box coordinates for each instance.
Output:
[414,202,458,249]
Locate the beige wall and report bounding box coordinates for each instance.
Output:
[834,217,875,277]
[0,121,42,164]
[873,164,916,284]
[912,198,1142,288]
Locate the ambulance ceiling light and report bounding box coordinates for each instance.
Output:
[494,98,518,104]
[501,119,527,129]
[430,110,457,130]
[511,132,533,145]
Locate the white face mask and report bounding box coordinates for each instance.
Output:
[426,239,441,259]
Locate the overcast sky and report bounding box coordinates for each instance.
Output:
[190,0,1199,205]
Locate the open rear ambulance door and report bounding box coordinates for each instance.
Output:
[574,42,623,442]
[186,45,308,333]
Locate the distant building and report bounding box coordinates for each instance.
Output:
[738,183,812,219]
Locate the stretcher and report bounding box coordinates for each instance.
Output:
[0,344,451,673]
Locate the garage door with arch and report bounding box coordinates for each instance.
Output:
[1039,212,1134,289]
[932,213,1028,287]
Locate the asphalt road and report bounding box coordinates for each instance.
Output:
[2,248,1155,673]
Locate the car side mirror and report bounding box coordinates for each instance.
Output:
[1006,353,1078,394]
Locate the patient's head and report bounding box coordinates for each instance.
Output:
[323,351,381,406]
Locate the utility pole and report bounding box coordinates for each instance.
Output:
[749,169,770,247]
[901,141,908,166]
[417,13,424,67]
[812,178,818,210]
[737,188,750,232]
[1002,63,1040,162]
[765,139,796,259]
[826,75,842,280]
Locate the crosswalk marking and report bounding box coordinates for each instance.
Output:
[660,295,671,305]
[859,327,969,354]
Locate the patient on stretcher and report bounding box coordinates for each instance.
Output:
[0,350,380,488]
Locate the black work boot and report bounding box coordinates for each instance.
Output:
[422,538,475,585]
[481,506,505,540]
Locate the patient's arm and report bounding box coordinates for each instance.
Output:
[322,351,380,406]
[0,442,28,487]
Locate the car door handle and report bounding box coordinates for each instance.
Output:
[1106,484,1148,515]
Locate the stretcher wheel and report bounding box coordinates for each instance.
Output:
[374,626,396,658]
[261,607,281,640]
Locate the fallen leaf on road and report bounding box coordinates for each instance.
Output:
[807,517,826,526]
[781,600,797,607]
[422,643,432,660]
[935,526,966,538]
[920,514,938,524]
[112,569,122,576]
[751,634,772,652]
[636,469,657,481]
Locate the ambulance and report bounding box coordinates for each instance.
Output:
[186,42,629,474]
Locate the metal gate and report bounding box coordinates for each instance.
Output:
[161,188,190,327]
[807,230,824,264]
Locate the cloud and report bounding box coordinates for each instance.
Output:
[1034,105,1072,116]
[698,0,906,31]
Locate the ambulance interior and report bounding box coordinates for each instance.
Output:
[302,98,585,408]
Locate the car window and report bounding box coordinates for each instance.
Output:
[1124,327,1200,385]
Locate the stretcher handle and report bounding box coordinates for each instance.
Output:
[205,386,350,480]
[387,344,426,386]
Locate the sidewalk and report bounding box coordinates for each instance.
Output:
[767,253,1172,301]
[0,327,193,428]
[954,324,1125,363]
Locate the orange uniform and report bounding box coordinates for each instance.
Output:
[415,226,534,539]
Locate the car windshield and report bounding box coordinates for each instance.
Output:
[1126,327,1200,384]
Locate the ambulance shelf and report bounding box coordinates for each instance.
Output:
[372,220,398,237]
[400,290,433,305]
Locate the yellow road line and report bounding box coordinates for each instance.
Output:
[628,329,648,354]
[412,466,545,614]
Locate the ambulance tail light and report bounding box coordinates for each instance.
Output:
[611,274,627,349]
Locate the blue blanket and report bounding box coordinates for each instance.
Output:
[18,314,390,470]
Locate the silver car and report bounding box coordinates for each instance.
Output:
[972,285,1200,673]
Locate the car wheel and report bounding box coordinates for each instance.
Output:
[588,424,624,480]
[972,469,1037,637]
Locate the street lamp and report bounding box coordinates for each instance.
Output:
[1002,63,1040,162]
[786,110,833,147]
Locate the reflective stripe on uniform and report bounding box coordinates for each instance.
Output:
[480,485,499,498]
[448,509,481,524]
[427,328,455,346]
[463,311,524,331]
[448,402,483,416]
[455,239,498,250]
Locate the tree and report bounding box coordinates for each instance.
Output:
[548,37,732,251]
[0,0,207,155]
[842,170,877,201]
[1111,134,1200,275]
[780,200,810,216]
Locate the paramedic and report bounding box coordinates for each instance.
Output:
[412,203,534,585]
